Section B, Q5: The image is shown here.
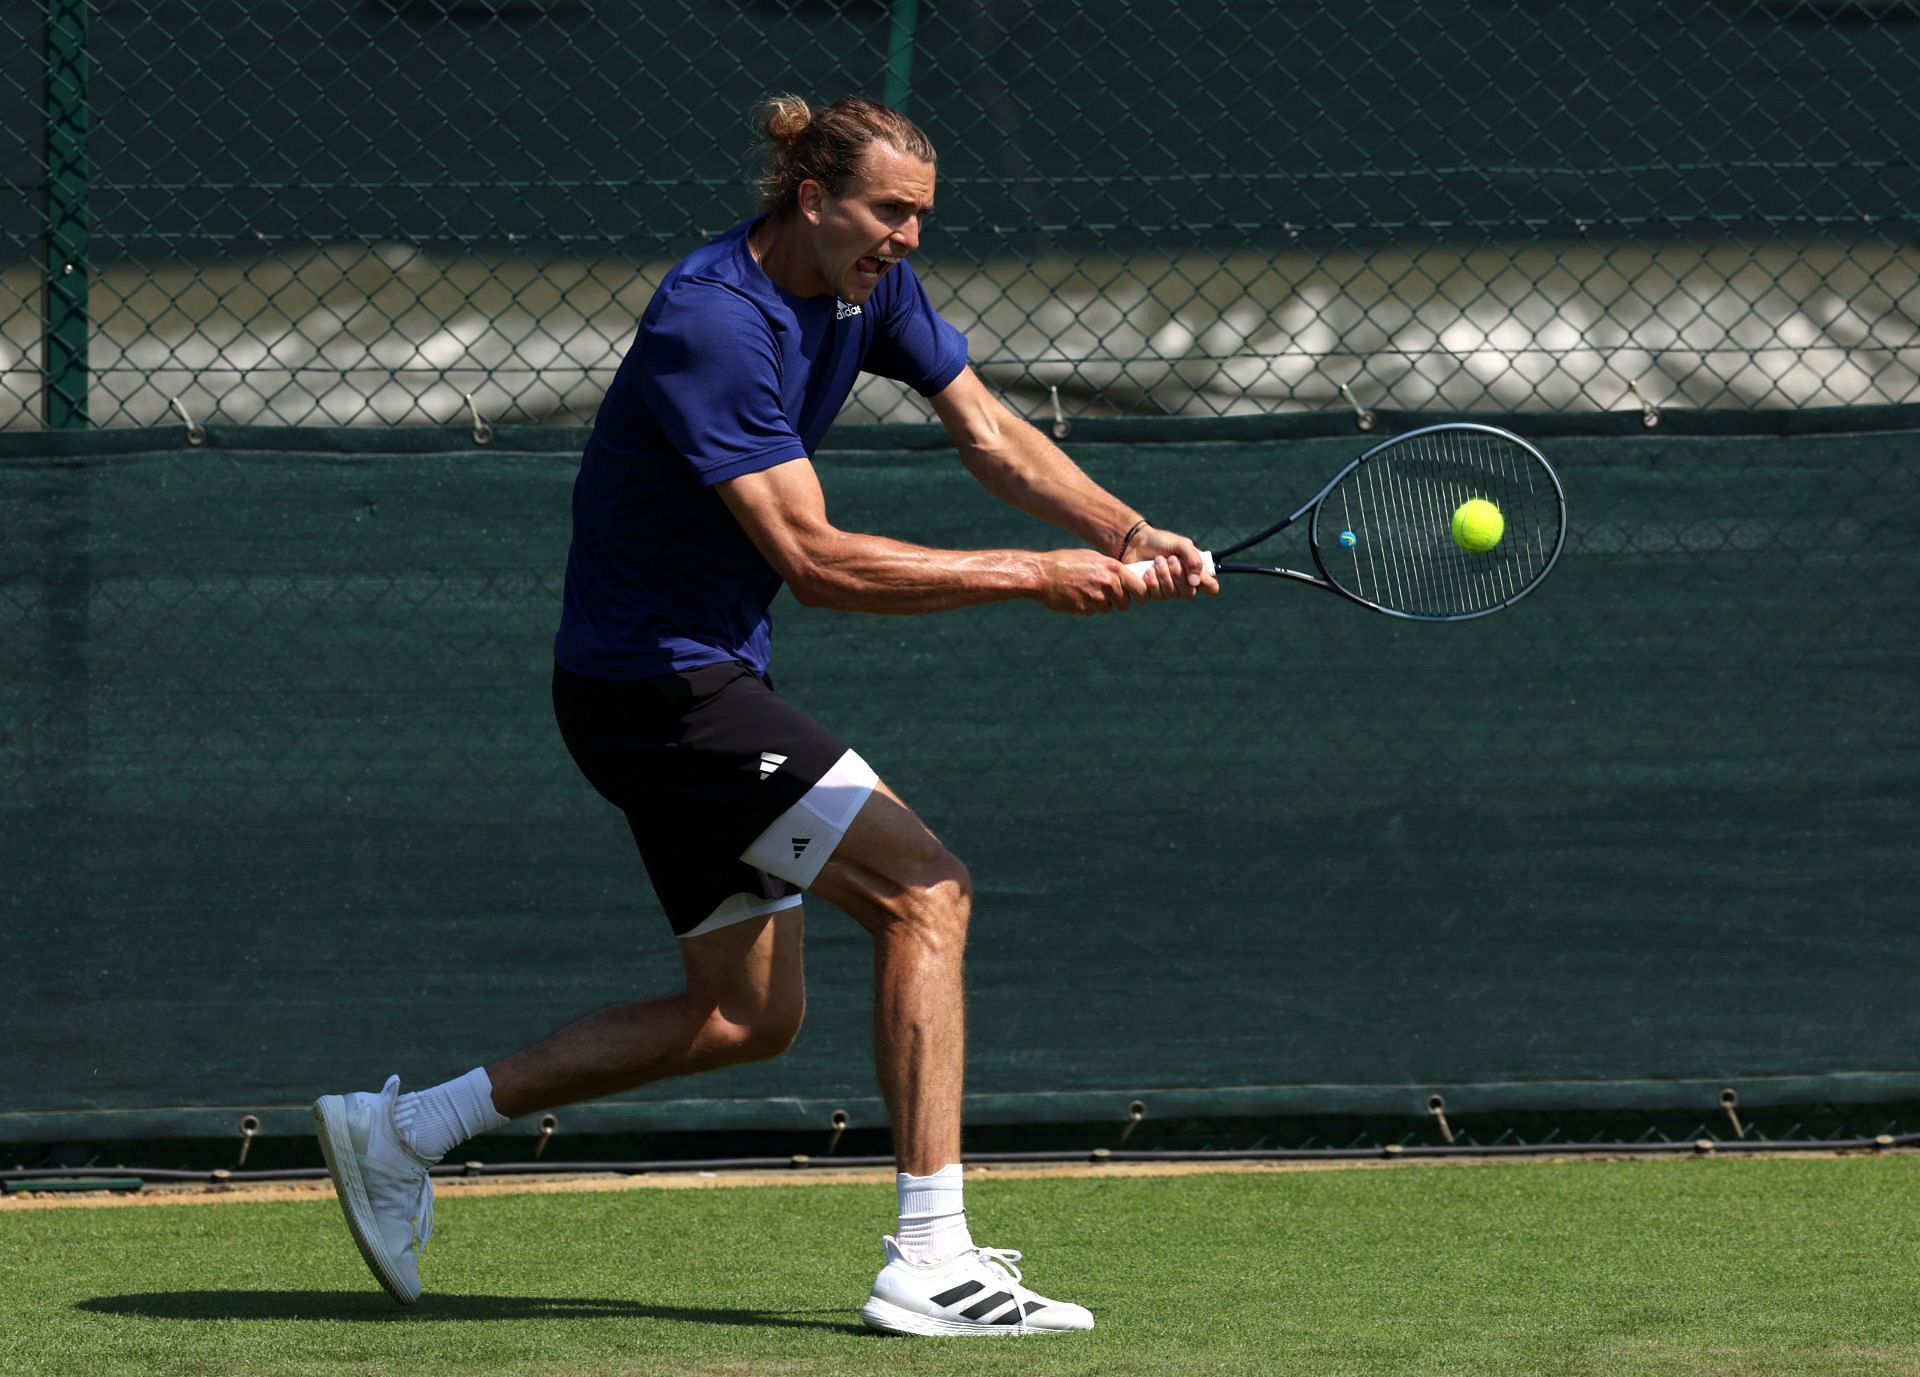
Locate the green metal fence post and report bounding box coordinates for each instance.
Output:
[883,0,919,112]
[43,0,91,429]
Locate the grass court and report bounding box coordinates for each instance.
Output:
[3,1155,1915,1376]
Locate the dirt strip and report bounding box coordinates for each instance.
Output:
[0,1160,1339,1210]
[5,1149,1906,1211]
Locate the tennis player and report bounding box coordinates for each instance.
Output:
[314,93,1216,1336]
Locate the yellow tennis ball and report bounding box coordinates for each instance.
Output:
[1451,498,1504,553]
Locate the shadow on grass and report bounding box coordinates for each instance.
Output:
[78,1291,865,1332]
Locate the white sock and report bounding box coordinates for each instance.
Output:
[896,1164,973,1265]
[394,1067,510,1163]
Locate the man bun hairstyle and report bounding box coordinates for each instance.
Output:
[754,94,936,217]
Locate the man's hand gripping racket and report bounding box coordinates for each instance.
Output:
[1128,422,1567,621]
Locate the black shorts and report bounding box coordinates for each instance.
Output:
[552,661,860,936]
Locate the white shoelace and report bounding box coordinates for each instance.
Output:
[971,1247,1031,1334]
[407,1171,435,1256]
[364,1096,436,1258]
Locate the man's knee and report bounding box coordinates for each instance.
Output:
[690,994,804,1068]
[735,993,806,1063]
[892,846,972,948]
[932,848,972,917]
[811,783,972,942]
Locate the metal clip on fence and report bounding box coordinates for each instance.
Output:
[169,396,207,445]
[1338,382,1377,432]
[1117,1099,1147,1145]
[827,1109,849,1154]
[465,393,494,445]
[1048,384,1069,439]
[1628,378,1661,428]
[236,1114,259,1167]
[1426,1094,1455,1144]
[534,1114,557,1158]
[1719,1088,1745,1139]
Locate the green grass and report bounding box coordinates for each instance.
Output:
[2,1158,1916,1376]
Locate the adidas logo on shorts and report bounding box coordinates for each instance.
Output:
[790,837,811,859]
[757,752,788,780]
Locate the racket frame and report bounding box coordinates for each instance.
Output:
[1214,422,1567,621]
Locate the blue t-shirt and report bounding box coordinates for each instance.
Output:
[554,217,969,679]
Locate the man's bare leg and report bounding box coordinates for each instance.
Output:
[493,777,969,1174]
[486,908,807,1119]
[811,778,1094,1334]
[807,779,970,1177]
[314,908,806,1308]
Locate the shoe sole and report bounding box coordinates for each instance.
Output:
[859,1295,1089,1336]
[313,1095,420,1307]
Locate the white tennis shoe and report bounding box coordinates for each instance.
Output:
[860,1236,1094,1336]
[313,1074,435,1306]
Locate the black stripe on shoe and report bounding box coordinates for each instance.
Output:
[961,1291,1016,1321]
[930,1280,985,1307]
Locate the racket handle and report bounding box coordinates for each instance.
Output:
[1124,550,1215,579]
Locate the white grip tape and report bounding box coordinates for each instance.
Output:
[1125,550,1215,579]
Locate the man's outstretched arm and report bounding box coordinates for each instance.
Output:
[716,456,1150,616]
[926,367,1219,597]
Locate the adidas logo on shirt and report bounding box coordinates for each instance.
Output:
[791,837,811,859]
[758,752,788,780]
[835,299,862,321]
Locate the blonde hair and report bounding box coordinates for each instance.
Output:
[754,94,936,217]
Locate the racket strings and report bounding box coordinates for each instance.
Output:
[1319,431,1562,617]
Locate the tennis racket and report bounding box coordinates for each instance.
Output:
[1128,422,1567,621]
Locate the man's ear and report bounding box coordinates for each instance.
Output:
[797,178,825,224]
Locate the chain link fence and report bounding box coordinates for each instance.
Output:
[6,0,1920,430]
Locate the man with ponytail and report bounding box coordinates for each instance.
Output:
[315,93,1214,1336]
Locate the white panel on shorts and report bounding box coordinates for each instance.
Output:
[678,889,804,942]
[740,748,879,891]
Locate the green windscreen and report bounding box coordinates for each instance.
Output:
[3,412,1916,1145]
